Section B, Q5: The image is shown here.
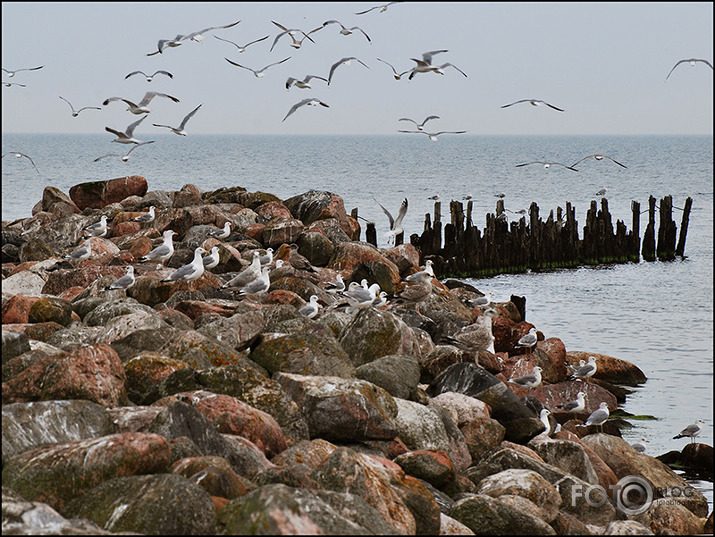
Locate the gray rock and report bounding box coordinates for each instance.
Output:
[448,494,557,535]
[528,436,600,485]
[355,354,421,400]
[392,398,451,453]
[2,330,30,362]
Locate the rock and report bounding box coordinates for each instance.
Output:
[448,494,557,535]
[527,436,600,485]
[603,520,655,535]
[2,268,48,296]
[428,391,492,425]
[2,329,30,361]
[355,354,421,400]
[196,307,265,351]
[19,238,56,263]
[566,351,647,385]
[262,217,305,248]
[39,185,82,216]
[69,175,148,210]
[3,294,41,324]
[124,352,194,404]
[284,190,360,240]
[632,498,705,535]
[394,449,456,489]
[393,397,452,453]
[170,455,255,499]
[296,230,335,266]
[65,473,216,534]
[680,443,714,479]
[306,218,353,244]
[460,416,506,461]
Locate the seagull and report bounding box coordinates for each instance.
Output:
[418,62,468,79]
[569,356,597,381]
[596,185,610,197]
[2,65,43,77]
[225,56,291,78]
[147,34,187,56]
[270,21,318,51]
[162,247,206,290]
[2,152,39,174]
[376,58,411,80]
[501,99,564,112]
[288,243,317,273]
[558,391,587,413]
[105,265,136,291]
[239,266,271,295]
[665,58,714,80]
[428,195,440,200]
[673,419,704,443]
[462,195,472,200]
[209,221,232,240]
[326,274,346,293]
[184,19,241,43]
[631,438,647,453]
[65,238,92,261]
[398,130,467,142]
[105,115,148,144]
[3,82,26,87]
[84,215,108,238]
[140,229,176,265]
[285,74,328,90]
[516,327,538,350]
[299,295,321,318]
[515,161,579,172]
[583,402,610,433]
[540,408,553,435]
[406,259,434,282]
[103,92,180,115]
[94,140,155,162]
[345,282,380,314]
[571,154,627,169]
[328,57,370,85]
[405,50,452,79]
[398,115,440,131]
[59,96,101,117]
[467,291,492,308]
[507,366,543,391]
[152,103,202,136]
[221,251,262,289]
[124,70,173,82]
[321,20,371,42]
[373,291,388,307]
[443,307,499,354]
[495,192,506,198]
[282,98,329,122]
[394,271,432,315]
[213,34,270,53]
[259,248,274,266]
[355,1,403,15]
[374,197,408,244]
[202,246,221,270]
[132,205,156,224]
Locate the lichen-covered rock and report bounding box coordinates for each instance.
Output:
[448,494,557,535]
[2,329,30,361]
[170,455,255,499]
[355,354,421,400]
[394,449,456,489]
[632,498,705,535]
[27,297,73,326]
[392,397,452,453]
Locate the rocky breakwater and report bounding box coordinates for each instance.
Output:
[1,176,711,535]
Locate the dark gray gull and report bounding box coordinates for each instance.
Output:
[666,58,714,80]
[2,65,43,77]
[571,154,627,169]
[105,265,136,291]
[376,58,411,80]
[583,402,610,432]
[398,115,440,131]
[299,295,321,318]
[288,244,317,273]
[84,215,108,238]
[132,206,156,224]
[375,197,408,244]
[105,115,148,144]
[94,141,155,162]
[569,356,597,381]
[321,20,371,42]
[59,96,101,117]
[213,34,270,53]
[515,327,538,350]
[673,419,704,443]
[103,91,180,115]
[140,229,176,265]
[515,161,578,172]
[328,57,370,85]
[282,98,329,122]
[507,365,542,391]
[239,267,271,295]
[558,391,586,413]
[202,246,221,270]
[124,70,173,82]
[398,130,467,142]
[501,99,564,112]
[285,74,328,90]
[2,152,39,174]
[153,103,202,136]
[64,239,92,261]
[225,56,291,78]
[161,246,206,290]
[221,251,261,288]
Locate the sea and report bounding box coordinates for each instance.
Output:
[2,133,713,508]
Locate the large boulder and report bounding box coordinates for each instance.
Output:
[69,176,148,210]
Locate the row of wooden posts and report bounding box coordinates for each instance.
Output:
[354,195,692,278]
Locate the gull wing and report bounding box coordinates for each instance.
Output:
[178,104,202,129]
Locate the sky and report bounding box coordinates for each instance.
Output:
[1,2,713,136]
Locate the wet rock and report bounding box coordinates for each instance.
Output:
[69,175,148,210]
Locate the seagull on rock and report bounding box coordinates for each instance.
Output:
[239,267,271,295]
[64,239,92,261]
[140,230,176,265]
[558,391,587,413]
[84,215,108,238]
[508,366,543,391]
[202,246,221,270]
[209,222,232,240]
[132,206,156,224]
[569,356,597,381]
[221,251,262,289]
[299,295,321,318]
[161,247,206,290]
[673,419,704,443]
[105,265,136,291]
[583,402,610,433]
[515,327,538,350]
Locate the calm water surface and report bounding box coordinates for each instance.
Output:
[3,133,713,506]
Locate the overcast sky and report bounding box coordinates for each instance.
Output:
[2,2,713,136]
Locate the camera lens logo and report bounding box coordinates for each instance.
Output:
[613,475,653,515]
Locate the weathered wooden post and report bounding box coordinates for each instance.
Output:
[366,222,377,247]
[656,195,677,260]
[675,197,692,257]
[351,208,361,242]
[630,200,641,261]
[642,196,657,261]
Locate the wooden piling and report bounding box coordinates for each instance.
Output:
[366,222,377,247]
[675,197,693,257]
[656,195,677,261]
[641,196,657,261]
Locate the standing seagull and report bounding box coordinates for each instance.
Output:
[105,265,136,291]
[225,56,291,78]
[355,2,403,15]
[259,248,274,266]
[398,130,466,142]
[213,34,270,53]
[239,267,271,295]
[406,259,434,282]
[84,215,108,238]
[374,197,408,244]
[140,229,176,265]
[2,65,43,77]
[103,91,180,115]
[2,152,39,174]
[516,327,538,350]
[398,115,440,131]
[328,57,370,85]
[394,271,432,315]
[64,239,92,261]
[515,161,579,172]
[105,115,148,144]
[558,391,587,413]
[583,402,610,433]
[508,366,543,391]
[443,307,499,354]
[299,295,321,318]
[571,154,627,169]
[672,419,704,443]
[282,98,329,122]
[161,247,207,291]
[59,96,101,117]
[133,206,156,225]
[540,408,553,435]
[326,274,346,294]
[202,246,221,270]
[376,58,411,80]
[94,141,155,162]
[569,356,597,381]
[209,221,232,240]
[596,185,610,198]
[124,70,174,82]
[665,58,713,80]
[152,103,202,136]
[285,74,328,90]
[221,251,262,289]
[321,20,371,42]
[501,99,564,112]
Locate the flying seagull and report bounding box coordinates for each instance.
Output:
[409,62,467,80]
[225,56,291,78]
[665,58,713,80]
[328,56,370,85]
[184,19,241,43]
[501,99,564,112]
[355,1,403,15]
[152,103,202,136]
[672,419,704,443]
[583,402,610,433]
[103,91,179,115]
[140,229,176,265]
[299,295,321,318]
[376,58,412,80]
[398,130,466,142]
[2,65,43,77]
[507,366,543,391]
[571,154,627,169]
[147,34,187,56]
[2,152,39,174]
[515,161,579,172]
[398,115,440,131]
[59,96,101,117]
[3,82,26,87]
[374,196,408,244]
[64,239,92,261]
[270,21,318,51]
[161,246,207,291]
[282,98,329,122]
[285,74,328,90]
[213,34,270,53]
[105,115,148,144]
[124,70,174,82]
[321,20,371,42]
[105,265,136,291]
[94,140,155,162]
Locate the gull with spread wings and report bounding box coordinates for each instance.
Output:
[2,152,39,174]
[59,96,101,117]
[103,91,179,114]
[374,197,408,244]
[152,104,202,136]
[282,98,329,122]
[328,57,370,85]
[665,58,713,80]
[124,70,173,82]
[105,115,148,144]
[398,130,466,142]
[213,34,269,53]
[398,115,440,131]
[571,154,627,169]
[225,56,291,78]
[94,141,155,162]
[501,99,564,112]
